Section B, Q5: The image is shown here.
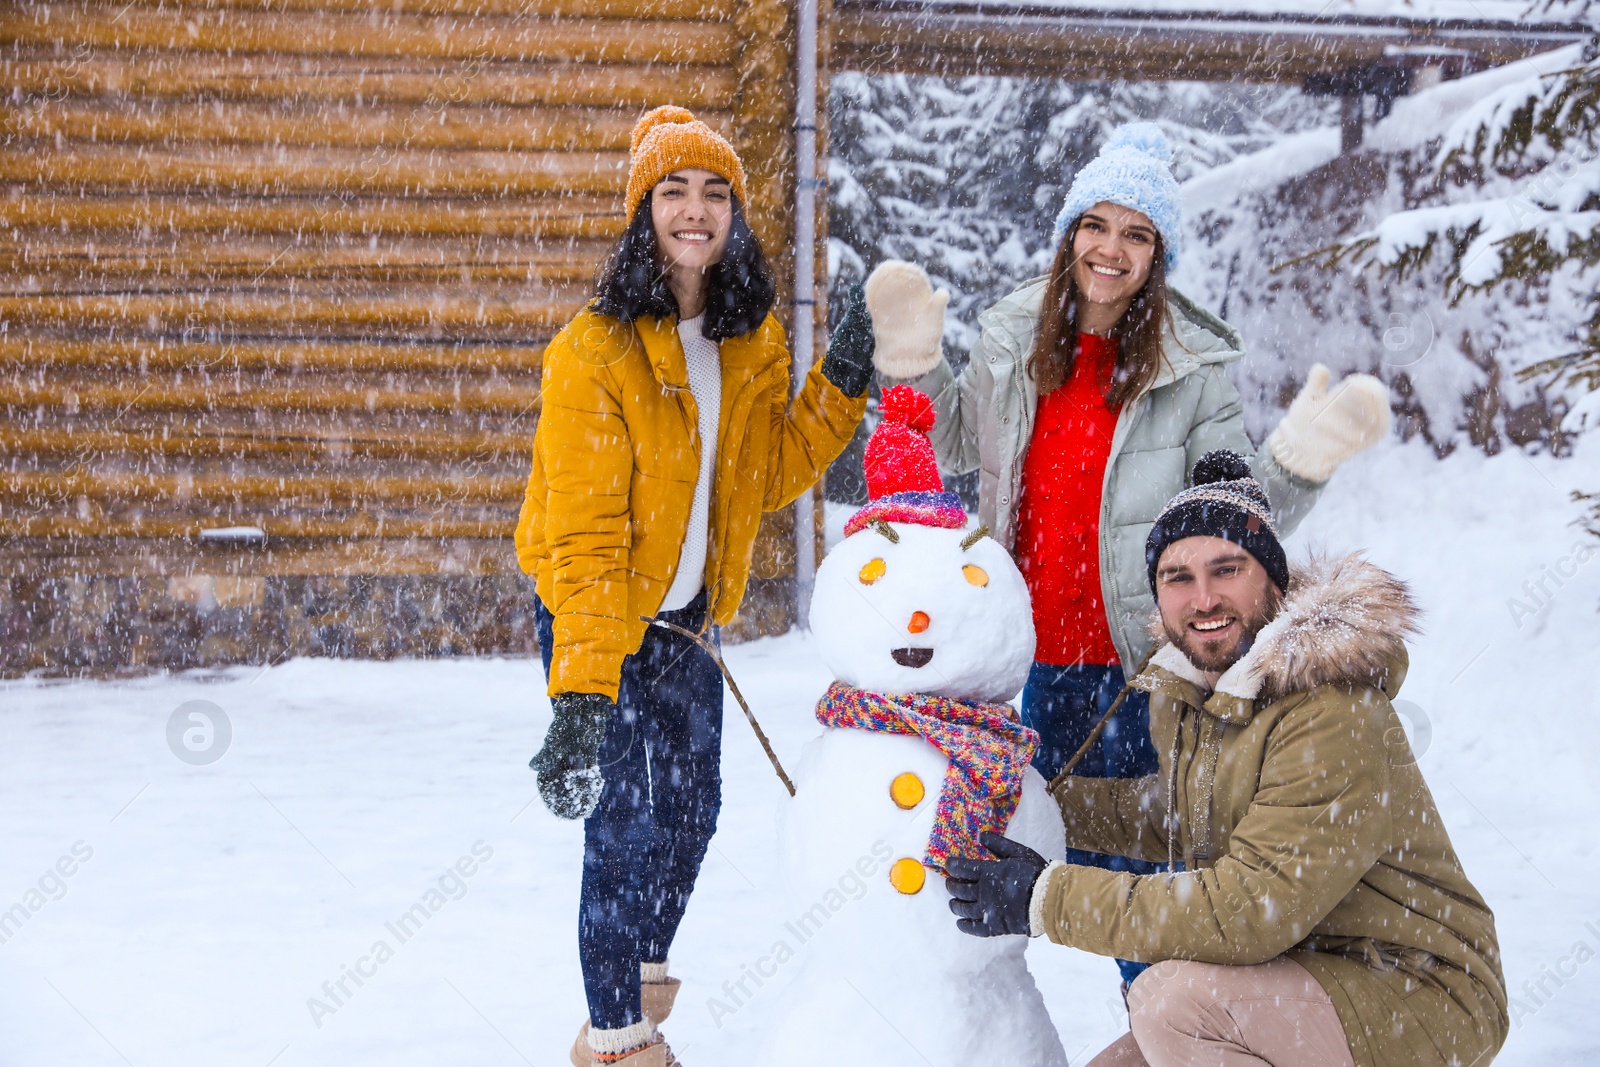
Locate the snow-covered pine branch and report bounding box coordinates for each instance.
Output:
[1306,35,1600,458]
[1312,41,1598,291]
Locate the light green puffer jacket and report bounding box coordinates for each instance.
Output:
[889,277,1323,668]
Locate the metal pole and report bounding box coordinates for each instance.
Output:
[792,0,820,629]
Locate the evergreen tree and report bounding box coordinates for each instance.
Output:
[1318,32,1599,541]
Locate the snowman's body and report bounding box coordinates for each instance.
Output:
[760,520,1069,1066]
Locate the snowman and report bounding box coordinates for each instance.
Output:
[759,387,1068,1067]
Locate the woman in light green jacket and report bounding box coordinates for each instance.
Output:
[865,123,1391,987]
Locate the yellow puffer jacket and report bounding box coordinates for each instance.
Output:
[515,307,866,699]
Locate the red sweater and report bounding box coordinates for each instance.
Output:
[1013,332,1122,666]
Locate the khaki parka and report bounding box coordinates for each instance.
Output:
[515,308,866,699]
[1035,556,1508,1067]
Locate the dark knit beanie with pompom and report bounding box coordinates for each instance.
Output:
[1144,450,1289,595]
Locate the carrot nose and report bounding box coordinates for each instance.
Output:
[907,611,930,634]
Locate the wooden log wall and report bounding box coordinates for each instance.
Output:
[0,0,810,667]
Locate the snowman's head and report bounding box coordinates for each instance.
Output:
[810,521,1036,703]
[816,385,1037,702]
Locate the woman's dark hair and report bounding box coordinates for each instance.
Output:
[591,191,776,341]
[1025,216,1173,410]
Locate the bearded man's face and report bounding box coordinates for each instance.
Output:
[1155,536,1281,677]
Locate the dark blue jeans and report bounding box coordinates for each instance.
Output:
[1022,661,1164,986]
[535,592,724,1032]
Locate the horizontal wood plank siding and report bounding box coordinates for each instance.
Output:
[2,0,739,577]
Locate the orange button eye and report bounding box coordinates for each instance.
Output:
[889,857,927,895]
[859,558,886,585]
[962,564,989,587]
[907,611,930,634]
[889,772,925,809]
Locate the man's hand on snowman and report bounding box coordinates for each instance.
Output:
[530,692,613,820]
[945,831,1048,938]
[820,284,876,398]
[1266,363,1391,483]
[864,260,949,380]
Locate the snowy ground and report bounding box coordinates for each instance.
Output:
[2,435,1598,1066]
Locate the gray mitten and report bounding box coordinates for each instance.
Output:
[530,692,613,820]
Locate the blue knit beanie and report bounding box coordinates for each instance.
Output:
[1052,123,1182,271]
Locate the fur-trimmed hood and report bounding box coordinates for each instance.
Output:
[1148,553,1422,704]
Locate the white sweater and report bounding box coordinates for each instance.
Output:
[659,314,722,612]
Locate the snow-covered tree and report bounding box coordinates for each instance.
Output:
[1317,32,1600,540]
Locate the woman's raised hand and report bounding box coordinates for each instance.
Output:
[820,283,876,398]
[864,260,949,380]
[1267,363,1392,483]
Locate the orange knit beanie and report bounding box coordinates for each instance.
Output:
[624,105,748,220]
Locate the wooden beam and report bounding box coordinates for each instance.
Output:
[0,189,625,240]
[1,425,535,463]
[729,0,802,634]
[0,468,521,505]
[1,234,608,286]
[0,289,587,338]
[0,375,547,414]
[733,0,798,282]
[3,100,733,154]
[4,54,739,108]
[2,6,740,65]
[0,336,545,374]
[1,515,520,540]
[0,143,631,198]
[830,1,1592,82]
[95,0,734,16]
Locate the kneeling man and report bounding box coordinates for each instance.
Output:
[947,450,1507,1067]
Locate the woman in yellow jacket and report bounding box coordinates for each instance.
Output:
[515,107,872,1065]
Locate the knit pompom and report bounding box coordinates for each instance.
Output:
[861,387,943,501]
[1105,121,1173,164]
[879,384,937,433]
[630,105,697,156]
[1190,449,1254,486]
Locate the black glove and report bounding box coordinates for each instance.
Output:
[945,831,1049,937]
[530,692,613,820]
[819,283,875,397]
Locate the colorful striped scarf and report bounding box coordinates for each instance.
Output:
[815,681,1040,872]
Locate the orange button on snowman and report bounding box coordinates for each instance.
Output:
[888,770,927,892]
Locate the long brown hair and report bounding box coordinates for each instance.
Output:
[1026,218,1172,409]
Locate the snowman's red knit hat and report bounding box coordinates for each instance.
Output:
[844,386,967,537]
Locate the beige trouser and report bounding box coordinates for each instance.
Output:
[1087,957,1357,1067]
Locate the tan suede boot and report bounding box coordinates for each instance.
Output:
[574,1019,679,1066]
[570,1021,594,1067]
[641,977,681,1025]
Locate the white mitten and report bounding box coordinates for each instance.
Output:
[1267,363,1392,483]
[864,260,949,379]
